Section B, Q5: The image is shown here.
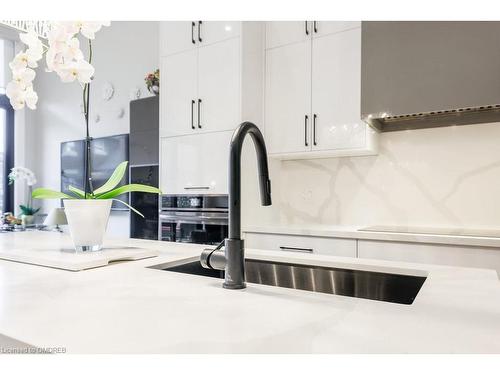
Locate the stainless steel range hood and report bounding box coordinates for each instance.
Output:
[361,21,500,132]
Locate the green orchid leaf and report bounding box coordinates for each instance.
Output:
[96,184,161,200]
[93,161,128,195]
[112,198,144,218]
[32,188,74,200]
[68,185,86,198]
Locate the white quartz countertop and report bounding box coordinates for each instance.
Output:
[243,224,500,248]
[0,231,499,353]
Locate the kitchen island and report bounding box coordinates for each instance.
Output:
[0,231,499,353]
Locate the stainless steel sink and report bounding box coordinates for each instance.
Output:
[151,258,426,305]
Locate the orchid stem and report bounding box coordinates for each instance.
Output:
[83,39,93,198]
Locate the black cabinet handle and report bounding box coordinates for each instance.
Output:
[304,115,309,147]
[191,100,195,129]
[197,99,202,128]
[184,186,210,190]
[305,21,309,35]
[313,21,318,33]
[279,246,313,253]
[191,22,196,44]
[313,114,317,146]
[198,21,202,43]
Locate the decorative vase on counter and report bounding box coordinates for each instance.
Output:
[21,214,35,226]
[148,85,159,95]
[63,199,112,252]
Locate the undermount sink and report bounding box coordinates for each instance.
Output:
[150,258,426,305]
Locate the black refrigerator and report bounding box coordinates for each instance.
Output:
[129,96,159,240]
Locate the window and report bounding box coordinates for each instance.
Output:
[0,95,14,213]
[0,37,14,213]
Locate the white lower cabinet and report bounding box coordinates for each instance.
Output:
[160,131,232,195]
[244,232,357,258]
[358,240,500,272]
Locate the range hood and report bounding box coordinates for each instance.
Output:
[361,21,500,132]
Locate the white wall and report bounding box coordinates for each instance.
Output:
[25,21,159,237]
[243,122,500,230]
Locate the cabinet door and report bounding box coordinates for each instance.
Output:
[198,21,240,45]
[311,27,367,151]
[311,21,361,38]
[160,21,197,57]
[197,38,240,133]
[358,240,500,273]
[265,41,312,154]
[160,131,232,195]
[244,232,356,257]
[265,21,311,49]
[160,50,198,137]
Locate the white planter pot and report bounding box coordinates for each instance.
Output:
[21,214,35,226]
[63,199,112,252]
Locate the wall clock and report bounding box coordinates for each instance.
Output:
[101,82,114,101]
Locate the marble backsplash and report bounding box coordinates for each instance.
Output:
[242,122,500,230]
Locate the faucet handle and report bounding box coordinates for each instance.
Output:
[200,240,226,270]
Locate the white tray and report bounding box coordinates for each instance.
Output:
[0,241,159,271]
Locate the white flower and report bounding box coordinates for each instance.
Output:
[47,22,73,51]
[57,59,94,84]
[45,47,62,73]
[63,21,109,39]
[9,167,37,186]
[61,37,84,61]
[7,85,38,110]
[12,67,36,88]
[20,30,44,55]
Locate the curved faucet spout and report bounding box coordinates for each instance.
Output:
[200,122,272,290]
[229,122,272,240]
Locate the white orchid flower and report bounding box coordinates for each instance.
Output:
[7,85,38,110]
[9,167,37,186]
[47,22,72,51]
[57,59,94,84]
[20,30,44,54]
[6,81,24,99]
[7,21,110,112]
[9,48,43,70]
[63,21,109,39]
[12,67,36,88]
[61,37,84,61]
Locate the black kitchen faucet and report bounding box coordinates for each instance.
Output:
[200,122,272,289]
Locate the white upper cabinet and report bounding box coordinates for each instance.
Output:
[160,131,232,195]
[311,27,369,152]
[265,40,311,154]
[160,21,197,57]
[198,38,240,133]
[265,21,311,49]
[160,49,198,137]
[160,21,241,57]
[311,21,361,38]
[159,22,264,195]
[264,22,378,159]
[199,21,241,45]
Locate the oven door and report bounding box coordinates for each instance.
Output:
[160,212,228,245]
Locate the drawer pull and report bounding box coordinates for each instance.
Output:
[184,186,210,190]
[279,246,313,253]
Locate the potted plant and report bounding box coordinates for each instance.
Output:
[8,166,40,226]
[5,22,161,251]
[32,161,160,251]
[145,68,159,95]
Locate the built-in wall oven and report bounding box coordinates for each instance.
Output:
[159,195,228,245]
